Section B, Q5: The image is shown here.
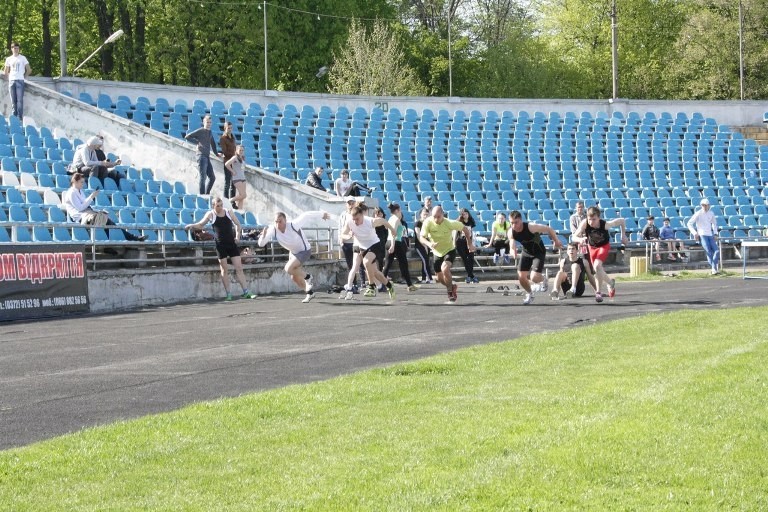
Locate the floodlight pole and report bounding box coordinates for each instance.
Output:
[58,0,68,76]
[448,10,453,97]
[263,0,269,90]
[610,0,619,99]
[72,30,125,75]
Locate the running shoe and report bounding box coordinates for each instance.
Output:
[387,284,396,300]
[607,278,616,298]
[595,292,604,303]
[523,293,535,305]
[565,288,575,300]
[465,277,471,284]
[305,274,314,293]
[301,292,314,303]
[550,290,560,301]
[408,285,419,292]
[344,290,354,300]
[451,283,458,302]
[540,279,549,293]
[363,286,377,297]
[225,294,233,301]
[241,292,257,299]
[472,276,479,283]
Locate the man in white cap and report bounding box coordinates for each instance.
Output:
[71,136,110,184]
[687,198,720,274]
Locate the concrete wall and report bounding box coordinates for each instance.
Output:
[87,261,343,312]
[20,76,768,127]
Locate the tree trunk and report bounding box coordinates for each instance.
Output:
[92,0,114,74]
[41,0,54,76]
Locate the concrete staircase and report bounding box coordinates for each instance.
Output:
[733,125,768,145]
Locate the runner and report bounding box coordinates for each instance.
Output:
[573,206,628,302]
[418,206,474,303]
[258,210,331,303]
[340,204,397,300]
[507,210,564,305]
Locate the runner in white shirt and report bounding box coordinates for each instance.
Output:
[341,205,397,299]
[258,210,330,302]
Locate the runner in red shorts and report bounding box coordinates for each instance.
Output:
[573,206,627,302]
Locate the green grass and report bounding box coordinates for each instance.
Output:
[2,308,768,511]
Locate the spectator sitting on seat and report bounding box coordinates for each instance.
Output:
[94,136,125,187]
[70,136,112,184]
[334,169,375,197]
[641,215,662,261]
[63,173,146,241]
[305,166,328,191]
[659,217,686,261]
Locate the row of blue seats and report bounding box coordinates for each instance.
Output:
[1,201,257,226]
[2,224,202,244]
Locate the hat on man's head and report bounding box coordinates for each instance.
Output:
[87,136,103,147]
[700,198,710,206]
[344,196,356,203]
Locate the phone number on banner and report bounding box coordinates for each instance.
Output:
[0,295,88,310]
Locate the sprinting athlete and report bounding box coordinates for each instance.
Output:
[341,204,397,300]
[573,206,627,302]
[258,210,331,303]
[507,210,563,305]
[418,206,474,303]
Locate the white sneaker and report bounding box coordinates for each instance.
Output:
[550,290,560,301]
[540,280,548,293]
[565,288,575,300]
[305,274,313,293]
[523,293,535,305]
[302,292,314,303]
[344,290,354,300]
[338,286,350,299]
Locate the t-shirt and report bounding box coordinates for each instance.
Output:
[420,218,464,257]
[345,216,380,250]
[4,54,29,81]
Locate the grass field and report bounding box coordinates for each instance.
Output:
[1,307,767,511]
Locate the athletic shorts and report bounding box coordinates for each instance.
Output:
[292,249,312,264]
[216,241,241,260]
[433,249,457,274]
[560,277,586,297]
[588,244,611,263]
[518,252,545,273]
[362,241,385,266]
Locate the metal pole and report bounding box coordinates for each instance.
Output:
[448,12,453,97]
[739,0,744,100]
[611,0,618,99]
[263,0,268,90]
[58,0,67,76]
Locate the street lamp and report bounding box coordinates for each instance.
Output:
[72,29,125,75]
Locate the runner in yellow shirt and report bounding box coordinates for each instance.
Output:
[418,206,474,302]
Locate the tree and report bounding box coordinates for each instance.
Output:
[329,19,427,96]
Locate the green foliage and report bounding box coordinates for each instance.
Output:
[329,19,428,96]
[1,308,767,509]
[2,0,768,99]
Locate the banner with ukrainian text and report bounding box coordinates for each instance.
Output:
[0,244,89,321]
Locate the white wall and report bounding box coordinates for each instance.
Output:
[24,76,768,127]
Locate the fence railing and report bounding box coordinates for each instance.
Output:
[0,220,340,271]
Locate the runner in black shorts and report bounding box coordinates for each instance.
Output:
[508,210,563,305]
[184,196,257,301]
